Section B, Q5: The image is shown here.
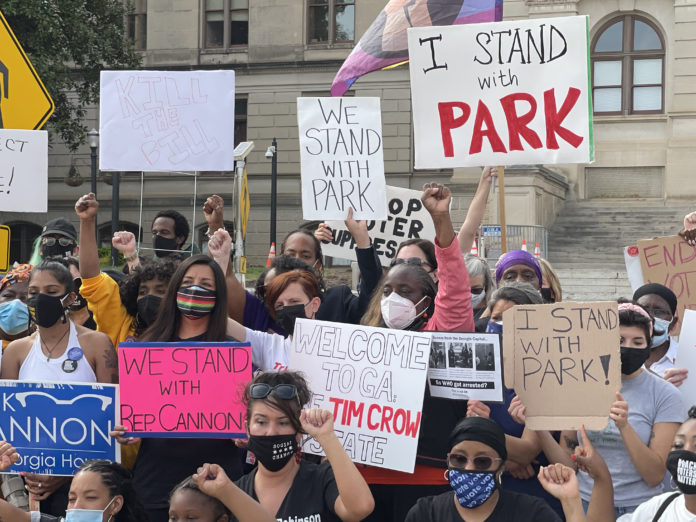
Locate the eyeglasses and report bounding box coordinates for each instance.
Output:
[390,257,433,272]
[41,237,74,247]
[447,453,503,471]
[644,307,673,321]
[249,383,298,400]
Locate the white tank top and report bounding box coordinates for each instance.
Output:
[18,321,97,382]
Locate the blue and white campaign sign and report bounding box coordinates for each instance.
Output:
[0,381,119,476]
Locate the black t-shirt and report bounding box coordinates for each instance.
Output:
[232,460,340,522]
[405,489,562,522]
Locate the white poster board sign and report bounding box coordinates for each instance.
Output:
[99,70,236,171]
[408,15,593,168]
[290,319,431,473]
[0,129,47,212]
[675,309,696,404]
[297,97,386,221]
[322,185,436,267]
[624,245,645,292]
[428,332,503,402]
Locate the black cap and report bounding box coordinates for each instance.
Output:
[41,218,77,241]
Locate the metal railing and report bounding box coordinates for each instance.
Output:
[476,224,548,262]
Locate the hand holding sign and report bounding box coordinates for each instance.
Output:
[466,399,491,419]
[109,424,141,445]
[609,392,629,430]
[23,473,68,501]
[0,441,19,471]
[663,367,688,387]
[508,395,527,425]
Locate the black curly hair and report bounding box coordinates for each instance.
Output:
[170,476,231,520]
[77,460,149,522]
[119,257,180,336]
[243,371,312,434]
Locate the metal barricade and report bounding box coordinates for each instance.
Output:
[476,224,548,263]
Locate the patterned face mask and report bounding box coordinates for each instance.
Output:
[448,468,499,508]
[176,285,216,319]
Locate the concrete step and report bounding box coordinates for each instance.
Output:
[555,267,634,302]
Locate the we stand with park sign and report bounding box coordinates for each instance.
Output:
[408,15,593,168]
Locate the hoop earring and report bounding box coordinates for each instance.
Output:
[443,469,449,481]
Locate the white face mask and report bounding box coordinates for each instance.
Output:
[65,496,115,522]
[651,317,671,348]
[381,292,427,330]
[471,289,486,308]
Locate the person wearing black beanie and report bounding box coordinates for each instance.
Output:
[405,417,586,521]
[633,283,679,378]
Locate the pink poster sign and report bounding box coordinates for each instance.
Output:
[118,342,251,437]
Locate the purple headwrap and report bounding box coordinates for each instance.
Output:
[495,250,542,285]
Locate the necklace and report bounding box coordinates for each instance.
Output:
[40,327,70,362]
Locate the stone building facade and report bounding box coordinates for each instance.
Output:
[1,0,694,265]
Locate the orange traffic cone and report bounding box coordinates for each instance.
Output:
[265,242,276,267]
[534,243,540,258]
[470,241,478,256]
[521,240,528,252]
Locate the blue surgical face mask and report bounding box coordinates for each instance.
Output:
[0,299,31,335]
[65,496,115,522]
[448,469,498,508]
[651,317,671,348]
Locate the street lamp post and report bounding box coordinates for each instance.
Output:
[267,138,278,248]
[86,128,99,242]
[110,172,120,266]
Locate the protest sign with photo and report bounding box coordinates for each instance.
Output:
[637,235,696,334]
[0,381,119,476]
[0,129,47,212]
[503,302,620,430]
[675,309,696,404]
[322,185,436,267]
[427,332,503,402]
[290,319,431,473]
[118,342,251,437]
[408,15,593,168]
[99,70,236,172]
[297,97,386,221]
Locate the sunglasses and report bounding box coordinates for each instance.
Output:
[42,237,74,247]
[390,257,434,272]
[447,453,502,471]
[249,383,298,400]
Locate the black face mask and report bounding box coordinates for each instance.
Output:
[69,278,88,311]
[247,434,298,472]
[620,346,650,375]
[275,304,307,336]
[27,293,69,328]
[666,450,696,494]
[82,312,97,331]
[540,288,554,303]
[42,243,73,259]
[137,295,162,328]
[153,235,180,258]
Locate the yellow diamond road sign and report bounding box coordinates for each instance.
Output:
[0,10,54,130]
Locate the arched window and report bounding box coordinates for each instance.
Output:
[591,15,664,114]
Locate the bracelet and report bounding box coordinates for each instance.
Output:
[205,227,225,238]
[124,252,139,262]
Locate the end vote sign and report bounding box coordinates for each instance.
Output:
[407,15,593,168]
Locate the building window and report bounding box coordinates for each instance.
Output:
[308,0,355,44]
[126,0,147,51]
[7,222,42,265]
[235,98,247,146]
[205,0,249,49]
[591,15,664,115]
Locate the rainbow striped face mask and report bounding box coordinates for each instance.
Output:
[176,285,216,319]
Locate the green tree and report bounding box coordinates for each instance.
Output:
[2,0,141,150]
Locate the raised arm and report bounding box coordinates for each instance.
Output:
[75,193,101,279]
[209,228,233,277]
[574,426,615,522]
[194,463,276,522]
[112,231,140,271]
[680,211,696,246]
[302,409,374,521]
[457,166,497,253]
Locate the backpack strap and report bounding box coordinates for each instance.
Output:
[651,492,681,522]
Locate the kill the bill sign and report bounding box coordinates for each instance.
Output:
[408,15,593,168]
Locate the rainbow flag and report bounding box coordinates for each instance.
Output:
[331,0,503,96]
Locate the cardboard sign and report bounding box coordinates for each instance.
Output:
[322,185,436,267]
[427,332,503,402]
[0,381,119,476]
[99,70,236,171]
[0,129,47,212]
[637,235,696,335]
[118,342,251,437]
[503,302,620,430]
[408,16,593,168]
[624,245,645,292]
[297,97,386,220]
[675,309,696,404]
[290,319,431,473]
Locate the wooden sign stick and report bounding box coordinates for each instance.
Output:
[498,167,507,254]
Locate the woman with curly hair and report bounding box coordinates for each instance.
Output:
[75,193,179,347]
